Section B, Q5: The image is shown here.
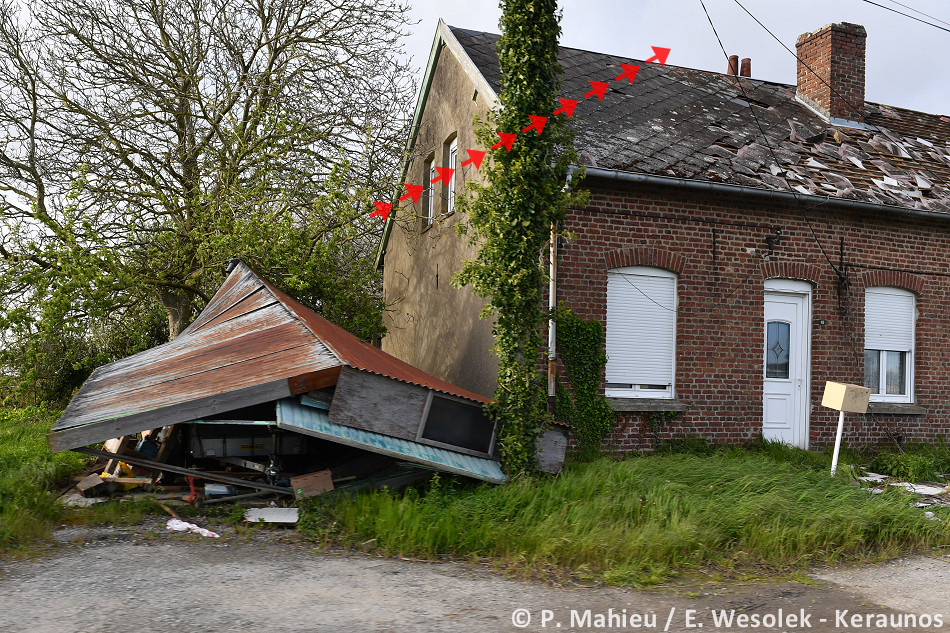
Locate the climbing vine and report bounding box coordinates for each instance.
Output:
[453,0,586,475]
[552,306,615,454]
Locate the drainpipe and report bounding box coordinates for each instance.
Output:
[549,166,577,410]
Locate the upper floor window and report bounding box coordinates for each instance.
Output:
[605,266,677,399]
[446,138,458,215]
[423,156,435,227]
[864,286,915,403]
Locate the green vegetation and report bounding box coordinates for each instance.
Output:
[0,407,89,553]
[553,306,615,455]
[869,441,950,482]
[454,0,585,474]
[299,441,949,585]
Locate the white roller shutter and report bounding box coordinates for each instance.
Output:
[605,268,676,386]
[865,287,914,352]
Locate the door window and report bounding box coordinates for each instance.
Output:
[765,321,790,379]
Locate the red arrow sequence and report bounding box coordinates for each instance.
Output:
[400,183,424,203]
[522,115,548,135]
[552,98,578,118]
[370,201,392,221]
[584,81,609,101]
[491,132,518,152]
[374,45,670,221]
[460,149,486,170]
[644,46,671,66]
[614,63,640,84]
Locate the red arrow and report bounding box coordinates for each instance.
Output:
[644,46,671,66]
[491,132,517,152]
[460,149,486,170]
[399,183,424,203]
[430,166,455,185]
[552,98,578,118]
[370,201,392,221]
[614,63,640,83]
[584,81,609,101]
[522,115,548,135]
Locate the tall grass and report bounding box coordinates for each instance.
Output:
[300,447,949,584]
[0,407,90,554]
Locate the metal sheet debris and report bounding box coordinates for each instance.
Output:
[244,508,299,524]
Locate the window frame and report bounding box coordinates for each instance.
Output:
[604,266,677,399]
[422,156,435,228]
[446,138,458,215]
[415,391,497,458]
[864,286,915,404]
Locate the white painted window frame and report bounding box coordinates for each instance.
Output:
[446,138,458,215]
[864,286,915,403]
[423,158,435,227]
[605,266,677,399]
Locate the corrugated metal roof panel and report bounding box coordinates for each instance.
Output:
[259,276,490,404]
[277,398,506,485]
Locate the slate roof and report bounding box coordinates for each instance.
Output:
[451,26,950,214]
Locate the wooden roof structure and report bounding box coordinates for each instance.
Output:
[47,262,489,453]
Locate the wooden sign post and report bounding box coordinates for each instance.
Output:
[821,381,871,476]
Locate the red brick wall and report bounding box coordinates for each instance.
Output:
[553,179,950,452]
[795,22,866,122]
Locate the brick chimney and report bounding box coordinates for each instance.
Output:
[795,22,866,124]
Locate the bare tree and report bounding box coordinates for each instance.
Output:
[0,0,413,338]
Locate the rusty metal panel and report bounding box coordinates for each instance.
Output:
[50,261,491,454]
[260,277,490,404]
[327,366,429,442]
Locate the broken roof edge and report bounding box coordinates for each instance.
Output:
[374,19,499,272]
[582,166,950,222]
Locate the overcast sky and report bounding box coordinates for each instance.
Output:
[401,0,949,116]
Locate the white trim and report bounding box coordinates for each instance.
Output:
[864,286,915,403]
[446,138,458,214]
[763,280,812,449]
[605,266,677,399]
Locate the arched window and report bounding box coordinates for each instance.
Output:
[605,266,677,398]
[864,287,915,403]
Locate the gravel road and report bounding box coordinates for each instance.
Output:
[1,518,947,632]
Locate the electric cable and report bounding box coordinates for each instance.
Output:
[856,0,950,33]
[880,0,950,27]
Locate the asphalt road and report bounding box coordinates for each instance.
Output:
[0,518,947,632]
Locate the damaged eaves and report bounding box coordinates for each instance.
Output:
[452,28,950,216]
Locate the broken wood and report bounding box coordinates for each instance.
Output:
[155,500,180,520]
[71,447,293,494]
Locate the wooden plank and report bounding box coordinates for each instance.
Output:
[325,366,429,442]
[103,436,135,476]
[70,447,293,494]
[287,366,342,395]
[47,378,293,452]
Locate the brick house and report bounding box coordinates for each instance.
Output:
[377,20,950,451]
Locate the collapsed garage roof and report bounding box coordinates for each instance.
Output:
[47,262,503,484]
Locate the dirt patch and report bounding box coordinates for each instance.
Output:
[0,522,946,632]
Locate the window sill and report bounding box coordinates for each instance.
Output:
[607,398,690,413]
[866,402,927,415]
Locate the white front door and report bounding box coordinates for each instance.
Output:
[763,288,810,447]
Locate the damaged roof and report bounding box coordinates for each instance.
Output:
[48,262,488,452]
[451,27,950,214]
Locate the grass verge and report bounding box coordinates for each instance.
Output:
[299,443,950,586]
[0,407,90,554]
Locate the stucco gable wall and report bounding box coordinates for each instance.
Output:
[382,45,498,398]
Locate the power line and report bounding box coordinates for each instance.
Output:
[699,0,844,278]
[856,0,950,33]
[882,0,950,27]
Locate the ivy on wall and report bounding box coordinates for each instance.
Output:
[453,0,585,475]
[552,305,615,454]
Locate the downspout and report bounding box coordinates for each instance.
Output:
[549,166,577,410]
